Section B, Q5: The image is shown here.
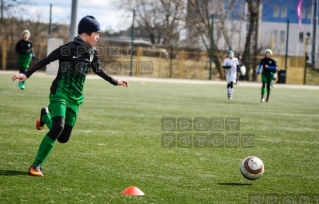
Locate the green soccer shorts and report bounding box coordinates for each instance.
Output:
[261,71,274,84]
[18,53,32,69]
[49,94,79,127]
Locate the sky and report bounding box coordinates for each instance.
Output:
[14,0,132,32]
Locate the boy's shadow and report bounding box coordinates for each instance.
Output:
[0,170,28,176]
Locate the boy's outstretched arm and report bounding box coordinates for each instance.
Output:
[12,73,27,82]
[12,46,63,82]
[117,80,129,87]
[92,57,129,87]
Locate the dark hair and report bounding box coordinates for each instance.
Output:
[78,32,93,36]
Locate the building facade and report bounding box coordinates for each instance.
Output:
[260,0,316,57]
[187,0,318,60]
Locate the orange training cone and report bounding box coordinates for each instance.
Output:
[121,186,144,196]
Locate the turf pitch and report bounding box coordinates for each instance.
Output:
[0,73,319,204]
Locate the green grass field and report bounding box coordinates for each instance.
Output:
[0,73,319,204]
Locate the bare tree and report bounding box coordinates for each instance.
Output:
[117,0,186,45]
[186,0,269,81]
[242,0,261,81]
[0,0,32,23]
[186,0,241,75]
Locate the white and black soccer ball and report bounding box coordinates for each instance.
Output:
[240,156,264,180]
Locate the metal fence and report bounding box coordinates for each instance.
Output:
[1,40,318,85]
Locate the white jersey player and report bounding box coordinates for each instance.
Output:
[222,50,239,100]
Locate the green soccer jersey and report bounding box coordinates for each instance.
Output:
[24,37,118,105]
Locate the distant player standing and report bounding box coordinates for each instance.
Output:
[257,49,278,102]
[222,50,239,100]
[15,30,35,90]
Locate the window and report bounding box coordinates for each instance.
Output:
[273,5,279,17]
[281,6,287,18]
[307,7,312,19]
[302,7,305,18]
[280,31,285,43]
[272,30,278,43]
[306,32,311,38]
[299,32,304,43]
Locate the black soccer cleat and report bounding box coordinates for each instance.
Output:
[36,107,49,130]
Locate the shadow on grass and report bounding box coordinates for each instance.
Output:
[0,170,29,176]
[218,182,252,186]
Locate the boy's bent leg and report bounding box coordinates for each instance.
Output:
[36,107,51,130]
[57,125,73,143]
[30,96,67,176]
[30,135,54,177]
[57,104,78,143]
[37,95,68,130]
[30,116,65,177]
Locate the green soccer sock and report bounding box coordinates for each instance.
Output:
[42,113,52,130]
[32,135,55,166]
[261,87,265,98]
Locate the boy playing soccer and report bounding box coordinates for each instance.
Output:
[257,49,278,102]
[222,50,239,100]
[12,15,129,177]
[15,30,35,90]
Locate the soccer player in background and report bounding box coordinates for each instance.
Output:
[222,50,239,100]
[12,15,129,177]
[257,49,278,102]
[15,30,35,90]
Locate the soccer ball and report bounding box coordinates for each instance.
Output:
[240,156,264,180]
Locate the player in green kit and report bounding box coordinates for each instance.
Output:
[15,30,35,90]
[257,49,278,102]
[12,16,129,177]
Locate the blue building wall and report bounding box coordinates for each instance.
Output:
[219,0,316,24]
[261,0,315,24]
